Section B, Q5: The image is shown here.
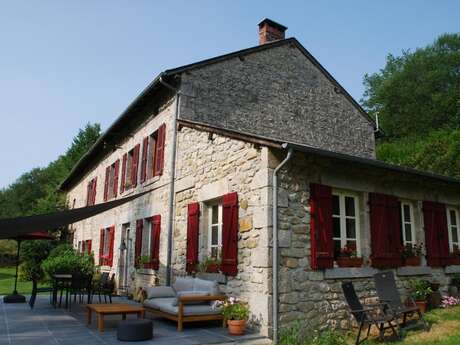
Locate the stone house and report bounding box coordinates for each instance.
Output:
[60,19,460,337]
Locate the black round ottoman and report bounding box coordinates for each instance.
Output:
[117,319,153,341]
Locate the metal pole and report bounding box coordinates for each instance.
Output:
[13,240,21,295]
[272,146,293,344]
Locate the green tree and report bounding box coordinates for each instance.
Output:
[362,33,460,139]
[0,123,101,265]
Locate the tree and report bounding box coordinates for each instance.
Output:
[362,33,460,139]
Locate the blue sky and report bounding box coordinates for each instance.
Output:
[0,1,458,189]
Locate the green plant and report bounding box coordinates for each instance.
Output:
[409,279,433,301]
[279,322,345,345]
[196,255,221,273]
[41,244,94,276]
[402,243,424,259]
[451,273,460,286]
[217,297,249,321]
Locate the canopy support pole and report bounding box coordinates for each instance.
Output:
[3,240,26,303]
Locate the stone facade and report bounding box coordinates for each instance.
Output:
[67,99,176,289]
[172,126,272,335]
[275,150,460,330]
[178,42,376,159]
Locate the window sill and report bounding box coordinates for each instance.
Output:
[196,272,227,284]
[445,265,460,274]
[325,267,378,279]
[143,176,161,188]
[100,265,112,271]
[396,266,432,276]
[136,268,157,275]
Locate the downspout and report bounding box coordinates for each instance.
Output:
[272,144,293,344]
[159,76,180,286]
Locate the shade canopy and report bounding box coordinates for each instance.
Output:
[13,231,54,241]
[0,190,150,240]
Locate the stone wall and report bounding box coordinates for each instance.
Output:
[275,150,460,331]
[179,42,376,159]
[66,98,176,290]
[172,126,273,335]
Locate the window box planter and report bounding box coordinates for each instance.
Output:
[403,256,421,266]
[336,257,363,268]
[206,264,220,273]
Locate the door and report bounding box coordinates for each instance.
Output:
[118,224,130,294]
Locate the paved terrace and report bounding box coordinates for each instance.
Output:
[0,296,268,345]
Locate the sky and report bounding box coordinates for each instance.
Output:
[0,1,459,189]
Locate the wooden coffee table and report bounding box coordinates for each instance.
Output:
[86,303,145,332]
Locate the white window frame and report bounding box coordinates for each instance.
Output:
[141,218,152,258]
[332,191,361,257]
[207,203,223,259]
[401,202,416,246]
[447,207,460,253]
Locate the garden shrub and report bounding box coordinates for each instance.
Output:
[279,321,345,345]
[41,244,94,276]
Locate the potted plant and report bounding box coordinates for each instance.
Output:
[450,246,460,265]
[408,279,432,313]
[336,245,363,267]
[402,243,423,266]
[197,255,221,273]
[218,297,249,335]
[136,255,151,269]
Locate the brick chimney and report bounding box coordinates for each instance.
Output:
[258,18,287,45]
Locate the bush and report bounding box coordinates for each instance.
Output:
[279,322,346,345]
[41,244,94,276]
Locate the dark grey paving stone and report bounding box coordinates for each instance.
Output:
[9,336,58,345]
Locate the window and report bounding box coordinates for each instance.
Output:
[447,208,460,253]
[332,192,360,258]
[123,145,139,190]
[401,202,415,245]
[101,228,111,258]
[86,177,97,206]
[104,160,119,201]
[147,132,157,179]
[208,203,223,259]
[141,218,152,258]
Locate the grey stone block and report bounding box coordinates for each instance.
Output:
[396,266,432,276]
[324,267,378,280]
[445,265,460,274]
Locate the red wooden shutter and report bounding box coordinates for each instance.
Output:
[150,215,161,270]
[186,202,200,273]
[309,183,334,270]
[81,240,86,253]
[135,219,143,268]
[221,192,239,276]
[132,144,140,187]
[154,124,166,176]
[107,226,115,266]
[92,177,97,205]
[121,153,127,194]
[140,137,149,183]
[369,193,403,268]
[99,228,104,265]
[113,160,120,198]
[103,166,110,202]
[86,182,91,206]
[86,240,92,254]
[423,201,450,266]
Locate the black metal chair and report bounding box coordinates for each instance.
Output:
[342,281,399,344]
[92,272,114,303]
[373,271,429,334]
[67,273,92,311]
[29,279,53,309]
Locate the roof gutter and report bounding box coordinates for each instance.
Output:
[272,144,293,344]
[158,76,180,286]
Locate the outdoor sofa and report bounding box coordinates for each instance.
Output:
[143,276,226,331]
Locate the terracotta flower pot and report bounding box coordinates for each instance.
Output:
[415,300,427,313]
[404,256,421,266]
[206,264,220,273]
[336,257,363,268]
[227,319,246,335]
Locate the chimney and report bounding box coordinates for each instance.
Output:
[258,18,287,45]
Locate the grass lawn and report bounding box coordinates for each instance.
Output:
[0,266,37,295]
[358,305,460,345]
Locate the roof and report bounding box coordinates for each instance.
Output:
[178,119,460,187]
[60,37,378,191]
